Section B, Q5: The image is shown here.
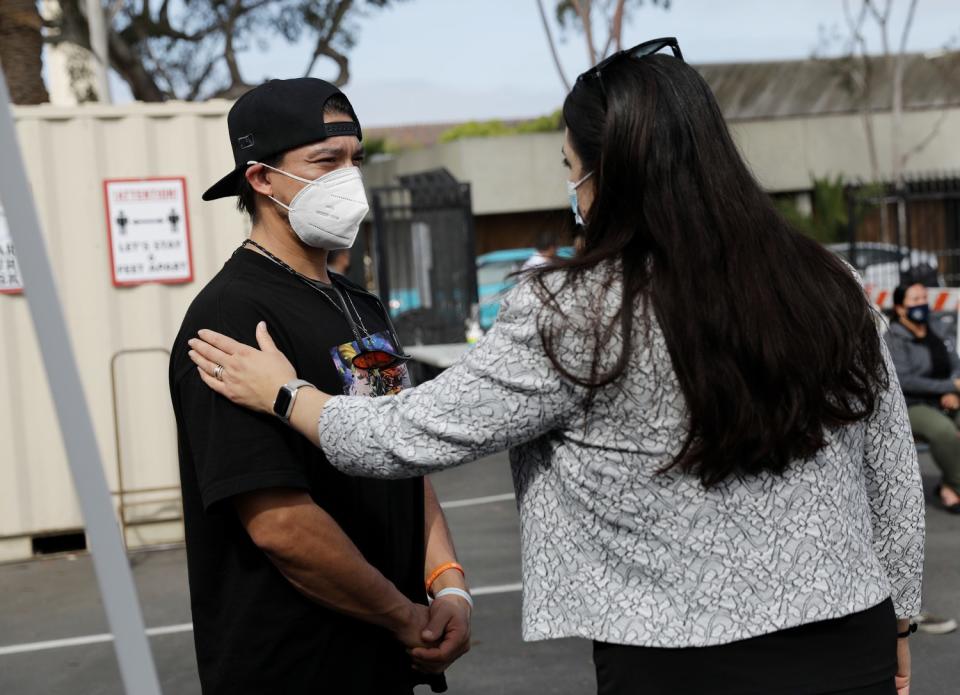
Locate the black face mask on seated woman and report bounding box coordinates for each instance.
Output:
[907,303,930,324]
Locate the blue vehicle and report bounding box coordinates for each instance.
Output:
[476,247,573,330]
[387,287,423,316]
[387,247,573,330]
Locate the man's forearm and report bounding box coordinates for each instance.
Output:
[237,490,415,633]
[273,507,412,627]
[424,478,468,594]
[409,479,473,671]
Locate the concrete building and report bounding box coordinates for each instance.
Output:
[365,51,960,253]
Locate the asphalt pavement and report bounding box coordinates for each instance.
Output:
[0,451,957,694]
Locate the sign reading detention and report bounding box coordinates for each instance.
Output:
[104,177,194,286]
[0,204,23,293]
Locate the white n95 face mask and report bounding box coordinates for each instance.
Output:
[250,161,370,249]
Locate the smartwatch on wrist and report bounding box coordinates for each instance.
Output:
[273,379,315,423]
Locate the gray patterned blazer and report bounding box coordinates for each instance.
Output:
[319,267,925,647]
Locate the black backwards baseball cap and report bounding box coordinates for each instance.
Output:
[202,78,363,201]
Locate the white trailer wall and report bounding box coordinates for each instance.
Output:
[1,101,242,560]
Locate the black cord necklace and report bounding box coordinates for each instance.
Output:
[239,239,371,341]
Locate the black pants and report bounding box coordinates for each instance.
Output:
[593,600,897,695]
[593,642,897,695]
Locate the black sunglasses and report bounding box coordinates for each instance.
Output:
[576,37,684,97]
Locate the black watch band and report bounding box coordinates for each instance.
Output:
[897,623,918,639]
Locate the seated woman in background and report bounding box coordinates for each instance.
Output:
[886,282,960,513]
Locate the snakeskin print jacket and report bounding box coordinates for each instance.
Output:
[318,267,925,647]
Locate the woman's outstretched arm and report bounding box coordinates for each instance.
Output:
[189,279,585,478]
[314,282,586,478]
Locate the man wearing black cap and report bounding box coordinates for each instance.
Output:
[169,78,469,694]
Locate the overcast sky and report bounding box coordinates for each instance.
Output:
[112,0,960,126]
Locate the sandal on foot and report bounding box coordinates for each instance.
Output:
[934,483,960,514]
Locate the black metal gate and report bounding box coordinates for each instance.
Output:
[841,175,960,287]
[370,168,478,345]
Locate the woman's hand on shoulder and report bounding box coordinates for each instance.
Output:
[188,321,297,415]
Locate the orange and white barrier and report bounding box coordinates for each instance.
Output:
[865,286,960,312]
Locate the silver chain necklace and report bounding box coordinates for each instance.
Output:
[240,239,372,339]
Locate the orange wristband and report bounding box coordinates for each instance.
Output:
[425,562,465,596]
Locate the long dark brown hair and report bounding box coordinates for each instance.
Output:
[536,54,887,487]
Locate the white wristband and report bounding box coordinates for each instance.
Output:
[433,587,474,609]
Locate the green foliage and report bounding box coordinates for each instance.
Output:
[809,174,850,243]
[778,175,888,245]
[363,137,397,156]
[439,109,563,143]
[776,175,849,244]
[515,109,564,133]
[439,120,513,143]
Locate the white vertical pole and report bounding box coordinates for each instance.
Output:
[0,74,158,693]
[955,292,960,356]
[85,0,112,103]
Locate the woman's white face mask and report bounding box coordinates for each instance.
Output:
[250,161,370,249]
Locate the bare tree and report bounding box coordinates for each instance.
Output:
[863,0,918,248]
[837,1,882,181]
[863,0,920,186]
[833,0,958,186]
[831,0,960,249]
[41,0,398,102]
[536,0,671,92]
[536,0,571,92]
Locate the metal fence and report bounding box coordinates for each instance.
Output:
[370,168,478,346]
[835,174,960,288]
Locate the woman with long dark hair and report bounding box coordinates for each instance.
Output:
[188,39,924,695]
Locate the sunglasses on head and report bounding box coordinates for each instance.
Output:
[576,36,684,97]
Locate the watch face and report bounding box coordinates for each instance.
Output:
[273,386,293,419]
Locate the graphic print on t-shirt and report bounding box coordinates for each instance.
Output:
[330,330,412,397]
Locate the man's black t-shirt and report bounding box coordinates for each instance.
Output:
[169,248,444,694]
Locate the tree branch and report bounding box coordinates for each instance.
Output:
[598,0,625,58]
[304,0,353,79]
[570,0,597,65]
[893,0,923,173]
[888,0,919,185]
[610,0,625,54]
[106,0,125,23]
[222,0,246,89]
[311,43,350,86]
[900,107,950,169]
[842,0,880,181]
[536,0,571,91]
[898,0,919,54]
[185,59,218,101]
[107,26,166,100]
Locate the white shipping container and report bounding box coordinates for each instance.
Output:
[0,101,247,560]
